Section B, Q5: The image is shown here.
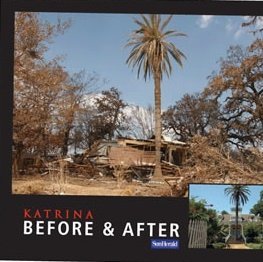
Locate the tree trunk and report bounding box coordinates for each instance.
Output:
[153,73,163,179]
[13,154,19,177]
[235,199,239,241]
[62,128,70,156]
[13,143,24,177]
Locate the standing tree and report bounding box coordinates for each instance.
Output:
[126,15,186,178]
[94,87,127,140]
[13,12,71,175]
[224,185,251,241]
[204,39,263,148]
[74,87,127,149]
[162,93,220,142]
[250,190,263,219]
[189,198,224,247]
[57,71,97,156]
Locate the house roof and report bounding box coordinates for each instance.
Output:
[220,214,260,224]
[117,136,188,147]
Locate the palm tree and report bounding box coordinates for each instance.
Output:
[224,185,250,241]
[126,14,186,179]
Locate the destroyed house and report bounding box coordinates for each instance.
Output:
[88,137,188,167]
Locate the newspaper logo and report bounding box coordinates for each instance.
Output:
[151,239,179,249]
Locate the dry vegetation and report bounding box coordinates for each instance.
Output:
[12,136,263,197]
[181,135,263,185]
[12,175,172,197]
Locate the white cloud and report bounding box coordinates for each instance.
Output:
[225,19,235,32]
[234,28,244,39]
[197,15,214,29]
[225,19,244,40]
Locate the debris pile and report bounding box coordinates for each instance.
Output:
[14,136,263,197]
[181,136,263,185]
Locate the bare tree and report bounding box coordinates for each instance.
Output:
[126,105,155,139]
[56,71,98,156]
[242,16,263,34]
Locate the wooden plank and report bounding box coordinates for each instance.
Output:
[188,220,207,248]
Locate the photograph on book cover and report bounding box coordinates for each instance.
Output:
[0,0,262,261]
[188,184,263,249]
[11,10,263,197]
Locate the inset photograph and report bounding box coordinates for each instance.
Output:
[188,184,263,249]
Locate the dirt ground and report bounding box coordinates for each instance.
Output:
[12,175,174,197]
[227,244,251,249]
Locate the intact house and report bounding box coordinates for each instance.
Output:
[220,213,261,224]
[220,208,261,244]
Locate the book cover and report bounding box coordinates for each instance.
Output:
[0,0,262,261]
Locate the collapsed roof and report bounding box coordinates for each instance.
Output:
[88,137,189,167]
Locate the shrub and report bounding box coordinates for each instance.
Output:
[212,242,226,249]
[246,243,263,249]
[243,222,262,243]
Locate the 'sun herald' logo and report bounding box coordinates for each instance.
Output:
[151,239,179,249]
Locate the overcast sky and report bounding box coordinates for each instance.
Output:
[40,13,260,108]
